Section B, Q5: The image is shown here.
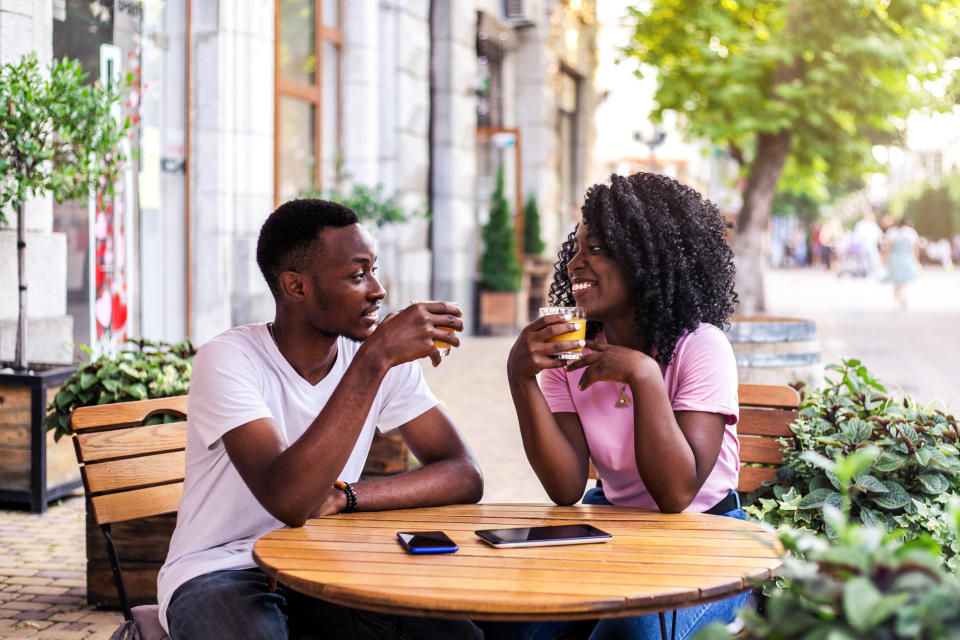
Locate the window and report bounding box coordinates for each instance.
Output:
[557,68,580,216]
[275,0,342,204]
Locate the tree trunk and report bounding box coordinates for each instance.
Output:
[14,203,27,371]
[732,130,792,316]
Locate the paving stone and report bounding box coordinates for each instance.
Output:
[12,610,48,620]
[21,586,70,596]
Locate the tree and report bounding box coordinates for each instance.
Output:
[0,54,128,370]
[522,194,546,255]
[480,164,522,291]
[624,0,959,313]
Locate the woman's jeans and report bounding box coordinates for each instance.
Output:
[166,567,483,640]
[481,487,750,640]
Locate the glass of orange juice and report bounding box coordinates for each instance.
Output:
[539,306,586,360]
[412,300,459,357]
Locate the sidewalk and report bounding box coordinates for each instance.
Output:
[1,266,958,637]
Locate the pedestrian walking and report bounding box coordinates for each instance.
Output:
[884,217,920,309]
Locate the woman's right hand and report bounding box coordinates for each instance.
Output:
[507,313,586,381]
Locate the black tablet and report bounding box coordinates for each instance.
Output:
[475,524,612,548]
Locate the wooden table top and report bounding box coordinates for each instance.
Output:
[252,503,781,621]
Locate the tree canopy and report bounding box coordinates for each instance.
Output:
[624,0,960,311]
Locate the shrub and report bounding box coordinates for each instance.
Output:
[744,359,960,569]
[698,452,960,640]
[44,339,195,441]
[523,194,546,255]
[479,164,522,292]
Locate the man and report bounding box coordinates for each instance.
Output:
[157,199,484,639]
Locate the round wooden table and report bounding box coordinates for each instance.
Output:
[253,503,781,622]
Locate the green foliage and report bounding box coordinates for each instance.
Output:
[480,165,522,292]
[697,501,960,640]
[0,53,129,225]
[889,173,960,241]
[744,359,960,569]
[44,339,196,441]
[300,157,422,228]
[522,194,546,256]
[623,0,959,200]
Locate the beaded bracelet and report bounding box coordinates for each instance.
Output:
[333,480,357,514]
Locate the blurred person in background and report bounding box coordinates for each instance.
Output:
[852,212,883,277]
[884,217,920,310]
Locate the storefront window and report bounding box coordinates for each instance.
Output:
[275,0,342,203]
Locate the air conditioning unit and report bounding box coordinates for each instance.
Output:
[504,0,536,27]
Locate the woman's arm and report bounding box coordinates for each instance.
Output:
[507,314,592,505]
[568,342,726,512]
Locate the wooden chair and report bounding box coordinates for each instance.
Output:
[587,382,800,496]
[70,396,188,640]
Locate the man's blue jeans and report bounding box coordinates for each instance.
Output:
[481,487,750,640]
[166,568,483,640]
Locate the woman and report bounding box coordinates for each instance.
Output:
[500,173,744,640]
[884,217,920,309]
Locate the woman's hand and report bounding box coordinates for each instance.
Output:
[507,313,586,381]
[564,340,655,390]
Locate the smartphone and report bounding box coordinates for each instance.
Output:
[475,524,612,548]
[396,530,459,554]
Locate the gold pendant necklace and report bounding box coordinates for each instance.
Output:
[615,384,631,408]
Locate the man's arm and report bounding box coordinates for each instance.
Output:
[223,302,467,527]
[321,404,483,514]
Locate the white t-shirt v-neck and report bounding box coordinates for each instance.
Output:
[157,324,438,631]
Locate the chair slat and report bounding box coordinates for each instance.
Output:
[89,483,183,526]
[69,396,188,433]
[739,436,785,465]
[82,451,186,494]
[738,384,799,410]
[738,408,796,437]
[738,467,776,493]
[74,421,187,463]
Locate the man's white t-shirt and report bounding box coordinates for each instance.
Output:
[156,324,438,632]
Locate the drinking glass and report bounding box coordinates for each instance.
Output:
[539,306,586,360]
[412,300,459,356]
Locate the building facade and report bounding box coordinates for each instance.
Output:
[0,0,597,360]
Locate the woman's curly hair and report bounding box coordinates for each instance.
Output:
[548,172,738,366]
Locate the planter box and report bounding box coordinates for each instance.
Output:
[0,365,81,513]
[478,290,527,335]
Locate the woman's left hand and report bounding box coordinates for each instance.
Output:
[565,340,655,391]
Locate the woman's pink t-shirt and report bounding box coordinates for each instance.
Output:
[540,323,740,512]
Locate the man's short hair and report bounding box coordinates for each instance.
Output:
[256,199,359,298]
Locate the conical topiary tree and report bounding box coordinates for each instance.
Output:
[522,193,546,256]
[480,164,522,292]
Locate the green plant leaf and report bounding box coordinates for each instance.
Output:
[853,475,888,494]
[873,451,906,472]
[870,481,911,510]
[919,473,950,495]
[798,488,844,510]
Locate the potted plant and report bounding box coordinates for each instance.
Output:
[521,193,552,322]
[478,164,524,334]
[44,339,193,607]
[743,359,960,569]
[0,54,128,512]
[698,449,960,640]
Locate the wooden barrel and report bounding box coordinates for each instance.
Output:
[726,317,823,388]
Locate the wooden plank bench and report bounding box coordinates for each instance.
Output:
[588,383,800,495]
[70,396,187,639]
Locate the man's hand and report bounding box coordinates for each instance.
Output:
[308,486,348,519]
[363,302,463,368]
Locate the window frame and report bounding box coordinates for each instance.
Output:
[274,0,343,206]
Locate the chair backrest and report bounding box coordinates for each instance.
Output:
[586,383,800,494]
[735,383,799,492]
[70,396,188,526]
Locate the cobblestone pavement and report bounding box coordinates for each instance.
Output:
[1,266,958,637]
